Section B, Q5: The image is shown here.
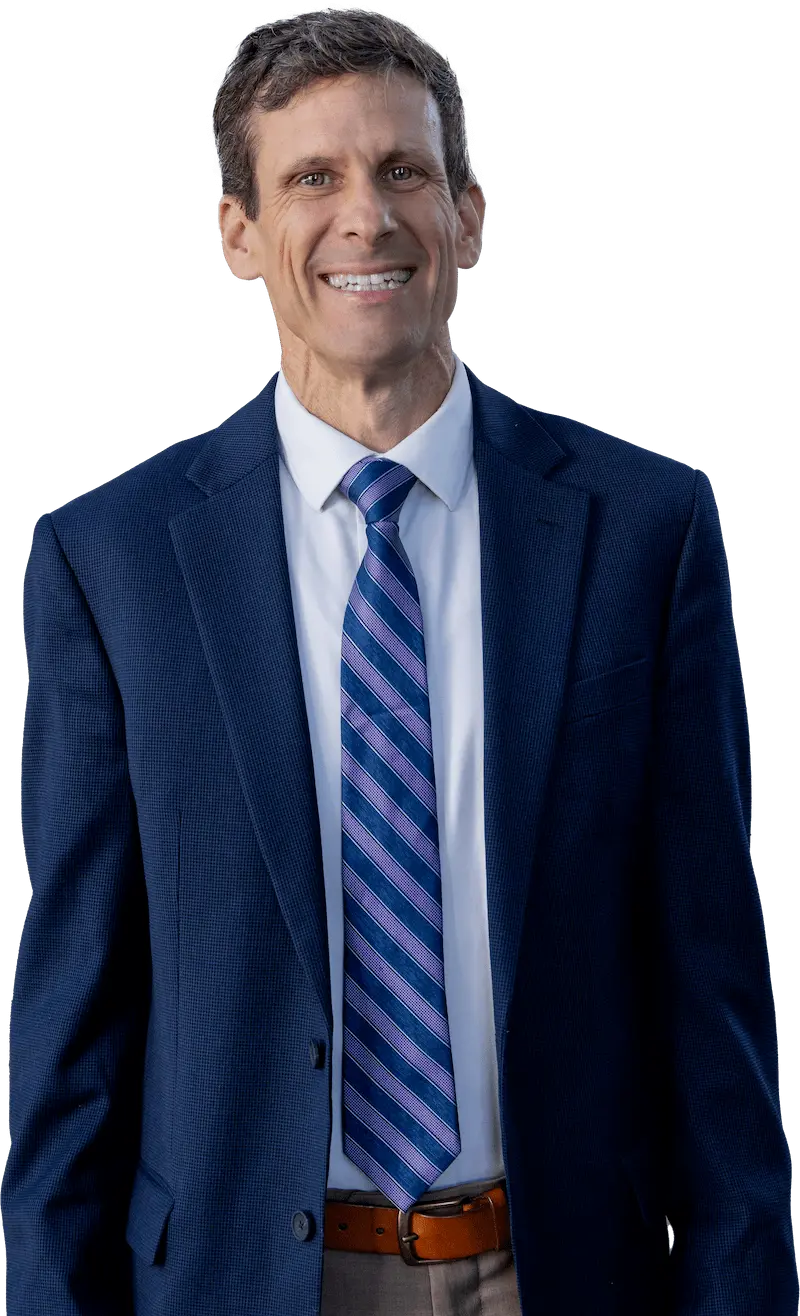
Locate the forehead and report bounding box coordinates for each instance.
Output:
[252,70,444,172]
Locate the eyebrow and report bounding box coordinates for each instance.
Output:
[280,146,437,181]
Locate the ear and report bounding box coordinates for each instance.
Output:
[219,196,262,282]
[455,183,486,271]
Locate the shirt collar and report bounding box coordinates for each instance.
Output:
[274,353,474,513]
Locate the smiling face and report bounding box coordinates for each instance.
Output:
[219,69,485,380]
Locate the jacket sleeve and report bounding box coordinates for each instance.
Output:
[1,512,151,1315]
[649,468,798,1313]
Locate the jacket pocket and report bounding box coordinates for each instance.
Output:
[125,1157,175,1265]
[563,656,652,723]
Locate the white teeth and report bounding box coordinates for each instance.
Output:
[324,268,414,290]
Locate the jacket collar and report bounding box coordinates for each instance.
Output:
[272,352,474,513]
[184,360,567,494]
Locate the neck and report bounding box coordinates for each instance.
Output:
[278,334,456,454]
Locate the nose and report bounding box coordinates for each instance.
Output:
[334,175,401,247]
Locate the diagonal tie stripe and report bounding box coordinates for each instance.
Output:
[340,455,461,1210]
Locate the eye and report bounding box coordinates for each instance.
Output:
[297,165,420,187]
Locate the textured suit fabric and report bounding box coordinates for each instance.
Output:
[2,361,797,1316]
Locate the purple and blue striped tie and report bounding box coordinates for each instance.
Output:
[339,455,461,1211]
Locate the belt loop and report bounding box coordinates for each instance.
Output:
[472,1190,500,1250]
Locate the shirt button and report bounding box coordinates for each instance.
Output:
[292,1210,314,1241]
[308,1040,326,1069]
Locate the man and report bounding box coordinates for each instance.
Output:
[2,9,796,1316]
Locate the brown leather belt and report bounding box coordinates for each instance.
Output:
[323,1183,510,1266]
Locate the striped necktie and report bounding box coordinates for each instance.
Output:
[339,454,461,1212]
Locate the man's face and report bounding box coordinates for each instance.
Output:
[220,70,484,373]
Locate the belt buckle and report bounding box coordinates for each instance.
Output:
[396,1192,474,1266]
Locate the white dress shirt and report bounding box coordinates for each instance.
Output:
[274,353,505,1191]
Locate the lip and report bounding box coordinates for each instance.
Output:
[319,277,414,304]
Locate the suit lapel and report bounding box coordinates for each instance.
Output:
[168,366,590,1061]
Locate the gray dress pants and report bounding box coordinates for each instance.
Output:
[321,1175,523,1316]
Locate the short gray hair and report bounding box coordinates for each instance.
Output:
[213,8,478,222]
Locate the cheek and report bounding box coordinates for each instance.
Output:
[433,243,459,294]
[267,222,297,274]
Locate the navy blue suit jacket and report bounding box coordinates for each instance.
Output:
[2,364,797,1315]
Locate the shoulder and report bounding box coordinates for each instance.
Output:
[522,403,698,528]
[26,426,216,606]
[46,430,207,531]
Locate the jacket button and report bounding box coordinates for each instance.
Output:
[308,1040,326,1069]
[292,1210,314,1241]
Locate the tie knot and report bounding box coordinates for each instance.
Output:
[340,456,417,526]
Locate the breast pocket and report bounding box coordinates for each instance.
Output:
[562,655,652,724]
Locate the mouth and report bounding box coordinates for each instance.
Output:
[318,267,417,291]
